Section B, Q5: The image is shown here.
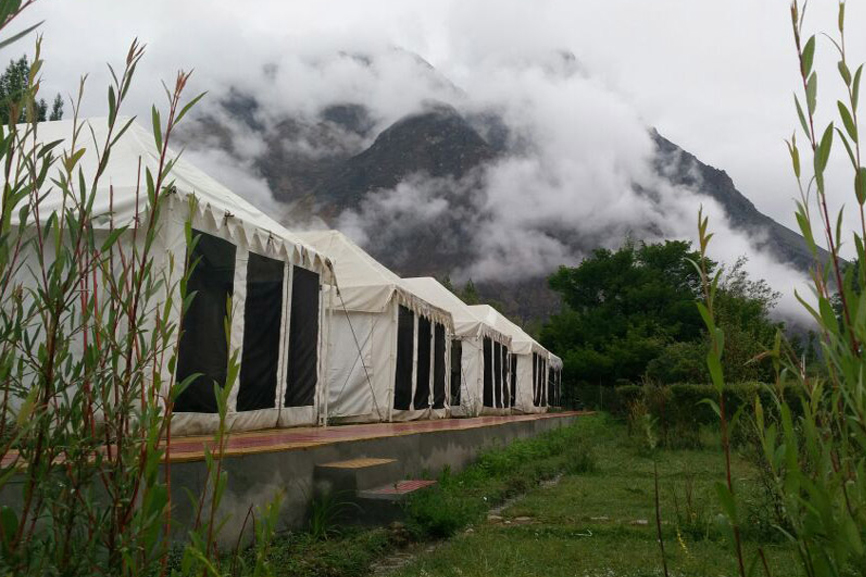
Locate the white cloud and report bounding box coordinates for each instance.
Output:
[7,0,857,319]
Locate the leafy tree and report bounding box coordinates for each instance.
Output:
[542,241,781,386]
[644,257,783,383]
[541,240,708,384]
[461,279,480,305]
[0,54,63,123]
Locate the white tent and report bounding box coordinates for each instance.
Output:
[548,353,563,408]
[12,118,335,435]
[295,231,454,423]
[469,305,550,414]
[403,278,513,417]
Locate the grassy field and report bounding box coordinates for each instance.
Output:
[259,414,799,577]
[387,414,797,577]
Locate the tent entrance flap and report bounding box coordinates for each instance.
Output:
[413,316,432,410]
[238,252,284,411]
[483,337,493,408]
[175,230,236,413]
[432,323,446,409]
[284,266,319,407]
[450,339,462,406]
[393,305,414,410]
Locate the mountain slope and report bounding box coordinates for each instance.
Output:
[651,131,827,272]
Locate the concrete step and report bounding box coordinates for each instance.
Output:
[357,479,438,501]
[313,457,400,495]
[355,479,438,525]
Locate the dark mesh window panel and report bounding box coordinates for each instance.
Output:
[450,339,462,406]
[540,359,548,406]
[393,306,415,410]
[237,253,284,412]
[284,266,319,407]
[532,353,540,407]
[176,231,236,413]
[501,346,509,408]
[413,316,432,410]
[493,341,502,408]
[510,354,517,407]
[483,337,493,407]
[432,323,446,409]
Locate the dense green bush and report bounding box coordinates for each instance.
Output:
[614,382,804,450]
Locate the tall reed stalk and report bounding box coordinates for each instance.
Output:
[0,5,280,576]
[699,3,866,576]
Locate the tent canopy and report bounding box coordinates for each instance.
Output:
[468,304,548,356]
[296,231,450,326]
[10,118,333,282]
[402,277,511,345]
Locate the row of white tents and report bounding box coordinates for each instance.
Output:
[20,119,563,436]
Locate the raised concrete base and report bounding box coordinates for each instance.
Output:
[169,412,584,545]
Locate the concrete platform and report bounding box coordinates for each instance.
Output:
[0,411,588,545]
[169,411,587,544]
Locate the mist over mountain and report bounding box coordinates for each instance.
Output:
[179,48,821,323]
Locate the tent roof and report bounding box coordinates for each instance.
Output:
[402,277,510,345]
[9,118,332,280]
[468,304,548,356]
[296,231,452,326]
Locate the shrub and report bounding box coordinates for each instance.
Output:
[616,382,804,450]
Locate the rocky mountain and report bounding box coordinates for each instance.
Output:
[180,57,825,324]
[651,132,826,273]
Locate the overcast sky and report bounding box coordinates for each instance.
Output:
[9,0,866,255]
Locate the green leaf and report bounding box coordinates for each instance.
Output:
[16,386,38,427]
[795,202,817,251]
[697,397,721,419]
[151,105,162,152]
[175,91,208,125]
[0,20,43,51]
[854,65,863,112]
[100,226,129,252]
[695,301,716,333]
[837,100,857,142]
[110,116,136,148]
[707,350,725,392]
[108,86,117,119]
[795,95,811,139]
[815,122,834,174]
[63,147,86,173]
[837,128,858,169]
[786,136,801,178]
[856,166,866,206]
[807,72,818,116]
[802,36,816,78]
[839,60,852,86]
[818,296,840,335]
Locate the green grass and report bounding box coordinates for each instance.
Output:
[266,527,391,577]
[388,414,799,577]
[258,414,799,577]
